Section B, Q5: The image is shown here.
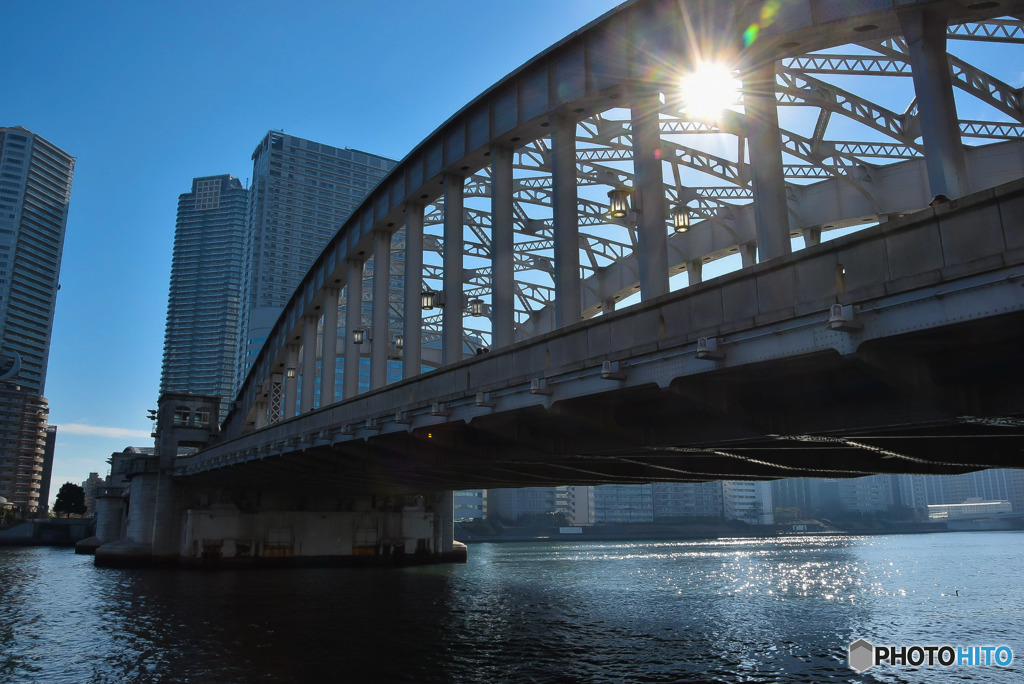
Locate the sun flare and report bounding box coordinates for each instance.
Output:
[679,62,741,122]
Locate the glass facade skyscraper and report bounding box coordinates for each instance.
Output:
[0,126,74,512]
[235,131,396,391]
[160,175,248,419]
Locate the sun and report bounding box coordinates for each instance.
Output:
[679,62,741,123]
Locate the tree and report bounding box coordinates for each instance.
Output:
[53,482,87,517]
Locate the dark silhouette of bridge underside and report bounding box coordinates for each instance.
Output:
[184,310,1023,495]
[182,180,1024,495]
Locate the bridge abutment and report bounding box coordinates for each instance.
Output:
[96,394,465,568]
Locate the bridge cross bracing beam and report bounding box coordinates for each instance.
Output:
[227,0,1024,438]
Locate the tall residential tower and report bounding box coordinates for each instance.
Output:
[0,126,74,512]
[236,131,396,391]
[160,175,248,418]
[0,126,74,394]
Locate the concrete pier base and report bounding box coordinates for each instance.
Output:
[75,537,103,555]
[176,497,464,569]
[94,539,161,568]
[443,540,469,564]
[75,489,126,554]
[93,489,466,570]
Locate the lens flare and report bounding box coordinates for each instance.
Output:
[743,24,760,47]
[743,0,781,47]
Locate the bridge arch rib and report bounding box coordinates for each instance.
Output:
[224,0,1024,443]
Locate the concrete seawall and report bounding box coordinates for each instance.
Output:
[0,519,93,547]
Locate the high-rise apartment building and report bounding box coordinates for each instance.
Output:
[0,126,74,395]
[160,175,248,418]
[0,126,73,513]
[236,131,396,390]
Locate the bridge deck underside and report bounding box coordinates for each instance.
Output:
[183,311,1024,495]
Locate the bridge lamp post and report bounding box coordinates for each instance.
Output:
[672,203,690,233]
[468,298,486,317]
[421,290,440,310]
[352,328,366,345]
[394,334,403,350]
[607,185,632,219]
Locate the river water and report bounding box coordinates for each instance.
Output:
[1,532,1021,682]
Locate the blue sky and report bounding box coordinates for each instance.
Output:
[3,0,623,497]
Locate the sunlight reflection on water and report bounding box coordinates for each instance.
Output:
[1,532,1021,682]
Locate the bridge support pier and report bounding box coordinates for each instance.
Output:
[95,393,222,568]
[430,490,456,559]
[96,395,466,568]
[176,490,465,568]
[76,455,130,554]
[97,485,467,569]
[94,469,166,566]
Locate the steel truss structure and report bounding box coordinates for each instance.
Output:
[234,1,1024,432]
[388,19,1024,347]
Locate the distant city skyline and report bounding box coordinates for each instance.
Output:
[463,469,1024,528]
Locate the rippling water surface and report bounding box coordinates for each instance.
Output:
[1,532,1021,682]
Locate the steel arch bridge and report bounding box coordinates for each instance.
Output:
[202,0,1023,486]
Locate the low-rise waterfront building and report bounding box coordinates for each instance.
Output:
[927,499,1013,521]
[454,489,485,521]
[722,481,773,525]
